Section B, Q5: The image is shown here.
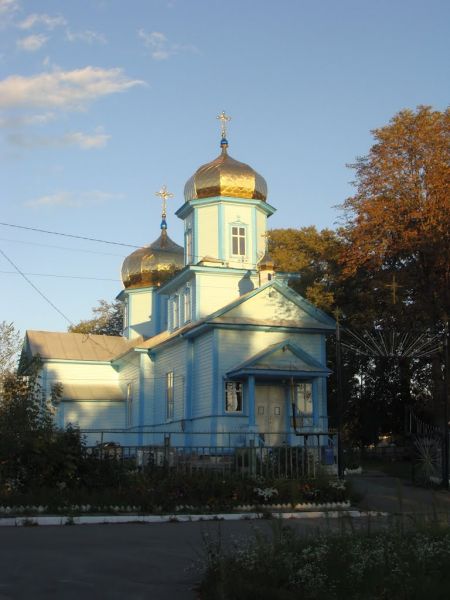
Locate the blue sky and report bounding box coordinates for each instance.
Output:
[0,0,449,336]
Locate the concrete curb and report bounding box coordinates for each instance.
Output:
[0,509,387,527]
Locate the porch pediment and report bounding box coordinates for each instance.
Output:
[226,341,331,379]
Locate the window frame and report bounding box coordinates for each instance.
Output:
[225,381,243,413]
[166,371,174,420]
[230,224,247,258]
[294,382,313,426]
[183,285,191,324]
[185,227,193,265]
[126,382,133,427]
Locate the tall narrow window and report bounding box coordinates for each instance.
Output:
[126,383,133,427]
[166,371,174,419]
[295,382,313,426]
[185,228,193,264]
[225,381,243,412]
[184,286,191,323]
[231,226,246,256]
[171,296,179,330]
[123,297,129,330]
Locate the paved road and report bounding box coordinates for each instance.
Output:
[349,470,450,514]
[1,473,449,599]
[0,518,350,600]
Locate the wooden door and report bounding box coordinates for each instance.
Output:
[255,386,286,445]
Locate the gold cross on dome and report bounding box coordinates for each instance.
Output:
[155,185,174,218]
[217,110,231,138]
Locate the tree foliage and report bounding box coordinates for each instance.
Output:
[268,226,342,312]
[340,105,450,326]
[0,321,21,379]
[68,299,124,336]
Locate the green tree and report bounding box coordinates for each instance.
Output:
[68,299,124,336]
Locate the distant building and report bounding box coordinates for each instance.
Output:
[22,118,335,449]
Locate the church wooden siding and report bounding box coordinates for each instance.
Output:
[192,331,214,418]
[41,361,125,442]
[218,330,323,375]
[60,401,125,440]
[152,340,187,424]
[196,272,258,319]
[117,352,141,428]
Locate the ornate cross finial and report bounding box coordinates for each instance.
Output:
[216,110,231,139]
[155,185,174,230]
[333,307,343,324]
[385,274,402,305]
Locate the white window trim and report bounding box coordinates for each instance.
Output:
[295,382,313,427]
[183,285,191,324]
[185,227,193,265]
[126,382,133,427]
[166,371,174,420]
[225,381,243,413]
[230,222,248,258]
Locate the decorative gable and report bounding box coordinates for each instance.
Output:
[227,341,331,378]
[215,282,335,330]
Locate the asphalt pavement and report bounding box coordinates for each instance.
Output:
[1,473,450,599]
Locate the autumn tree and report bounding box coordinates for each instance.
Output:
[340,105,450,328]
[68,299,124,336]
[338,106,450,438]
[268,226,342,313]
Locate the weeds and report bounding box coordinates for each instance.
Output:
[199,517,450,599]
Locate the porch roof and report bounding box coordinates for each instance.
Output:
[226,340,331,380]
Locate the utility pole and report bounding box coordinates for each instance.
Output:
[335,309,344,478]
[443,322,449,490]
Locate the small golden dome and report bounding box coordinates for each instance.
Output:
[184,142,267,202]
[121,230,184,289]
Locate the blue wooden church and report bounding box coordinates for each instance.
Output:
[23,114,336,450]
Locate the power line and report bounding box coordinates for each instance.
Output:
[0,247,74,326]
[0,237,125,257]
[0,222,141,249]
[0,270,120,282]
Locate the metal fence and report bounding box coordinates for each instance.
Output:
[85,431,338,479]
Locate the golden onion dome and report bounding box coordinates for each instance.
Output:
[121,230,184,289]
[184,139,267,202]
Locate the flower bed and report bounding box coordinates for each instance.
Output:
[0,472,350,515]
[199,524,450,599]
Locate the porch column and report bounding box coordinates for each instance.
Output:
[248,375,256,427]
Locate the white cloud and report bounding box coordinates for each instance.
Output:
[26,192,76,208]
[138,29,197,60]
[26,190,123,209]
[65,29,107,44]
[0,112,55,128]
[18,13,67,30]
[0,67,145,110]
[0,0,18,28]
[7,128,111,149]
[0,0,18,15]
[62,130,111,149]
[17,33,48,52]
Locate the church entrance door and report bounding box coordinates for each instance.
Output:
[255,385,287,446]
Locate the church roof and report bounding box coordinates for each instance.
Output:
[184,143,267,203]
[25,330,136,361]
